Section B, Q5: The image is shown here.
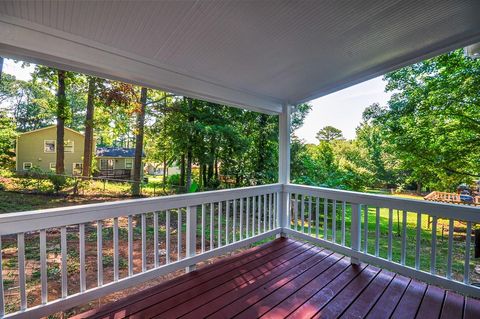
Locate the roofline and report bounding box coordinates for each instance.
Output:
[18,125,84,137]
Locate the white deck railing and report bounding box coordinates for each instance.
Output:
[0,184,282,318]
[283,184,480,299]
[0,183,479,318]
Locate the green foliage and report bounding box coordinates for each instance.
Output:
[47,173,67,194]
[0,110,16,168]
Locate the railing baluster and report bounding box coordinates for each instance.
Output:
[128,215,133,275]
[301,194,305,233]
[18,233,27,309]
[252,196,256,236]
[315,197,320,238]
[401,210,407,265]
[39,229,47,304]
[363,205,368,253]
[294,193,298,231]
[233,199,237,242]
[308,196,312,236]
[201,204,206,253]
[141,214,147,272]
[263,194,267,233]
[60,227,68,297]
[218,202,222,247]
[388,208,393,261]
[257,195,261,233]
[178,209,182,259]
[323,198,328,240]
[341,201,346,246]
[210,203,214,249]
[431,216,438,275]
[465,221,471,284]
[79,223,86,292]
[415,213,421,270]
[446,218,454,279]
[246,197,250,237]
[166,210,171,264]
[113,217,119,280]
[97,221,103,287]
[0,237,4,316]
[375,207,380,256]
[332,200,337,243]
[269,193,273,230]
[226,200,230,245]
[186,205,197,272]
[240,198,244,240]
[153,212,159,268]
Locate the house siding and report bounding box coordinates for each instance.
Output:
[16,126,88,175]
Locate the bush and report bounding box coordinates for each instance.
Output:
[47,173,68,194]
[167,174,181,186]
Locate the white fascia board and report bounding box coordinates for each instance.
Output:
[0,15,282,115]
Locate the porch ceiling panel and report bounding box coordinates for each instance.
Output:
[0,0,479,113]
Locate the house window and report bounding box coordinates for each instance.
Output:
[44,140,56,153]
[23,162,32,170]
[125,158,133,169]
[49,162,56,171]
[100,159,114,170]
[73,163,83,175]
[65,140,74,153]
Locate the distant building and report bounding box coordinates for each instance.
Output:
[16,125,144,179]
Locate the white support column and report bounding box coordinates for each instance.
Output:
[278,104,291,237]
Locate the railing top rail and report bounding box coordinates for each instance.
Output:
[0,183,281,235]
[285,184,480,222]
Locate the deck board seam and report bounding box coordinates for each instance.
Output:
[388,278,413,319]
[413,282,430,319]
[361,272,397,319]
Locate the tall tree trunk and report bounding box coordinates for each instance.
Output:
[162,155,167,185]
[82,77,95,176]
[185,98,194,192]
[132,87,147,196]
[56,70,66,174]
[180,154,186,189]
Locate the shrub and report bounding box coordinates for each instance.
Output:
[47,173,67,194]
[167,174,181,186]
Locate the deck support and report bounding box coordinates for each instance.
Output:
[278,104,291,238]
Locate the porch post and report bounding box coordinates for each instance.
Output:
[278,104,291,237]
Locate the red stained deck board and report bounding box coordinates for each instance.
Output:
[366,274,411,319]
[415,285,445,319]
[181,248,335,319]
[74,238,480,319]
[339,269,395,319]
[391,279,428,319]
[76,238,294,319]
[464,297,480,319]
[209,254,346,319]
[287,263,368,319]
[170,246,332,319]
[139,243,321,318]
[440,291,465,319]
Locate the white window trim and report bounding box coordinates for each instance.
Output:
[125,158,133,169]
[23,162,32,170]
[65,140,74,153]
[100,158,115,170]
[44,139,56,153]
[72,162,83,175]
[49,162,56,170]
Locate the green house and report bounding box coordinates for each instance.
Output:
[16,125,88,175]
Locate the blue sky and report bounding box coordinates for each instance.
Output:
[3,58,391,142]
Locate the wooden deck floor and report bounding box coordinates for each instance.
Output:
[75,238,480,319]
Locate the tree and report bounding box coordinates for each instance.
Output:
[316,126,344,142]
[82,76,96,176]
[132,87,147,196]
[0,111,16,168]
[56,70,67,174]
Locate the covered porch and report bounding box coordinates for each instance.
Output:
[0,1,480,318]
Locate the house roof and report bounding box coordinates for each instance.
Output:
[18,125,84,137]
[96,147,144,158]
[0,1,479,114]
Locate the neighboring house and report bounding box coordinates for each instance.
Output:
[16,125,144,179]
[145,162,180,177]
[16,125,88,175]
[95,147,144,180]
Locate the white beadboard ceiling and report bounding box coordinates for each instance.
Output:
[0,0,479,114]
